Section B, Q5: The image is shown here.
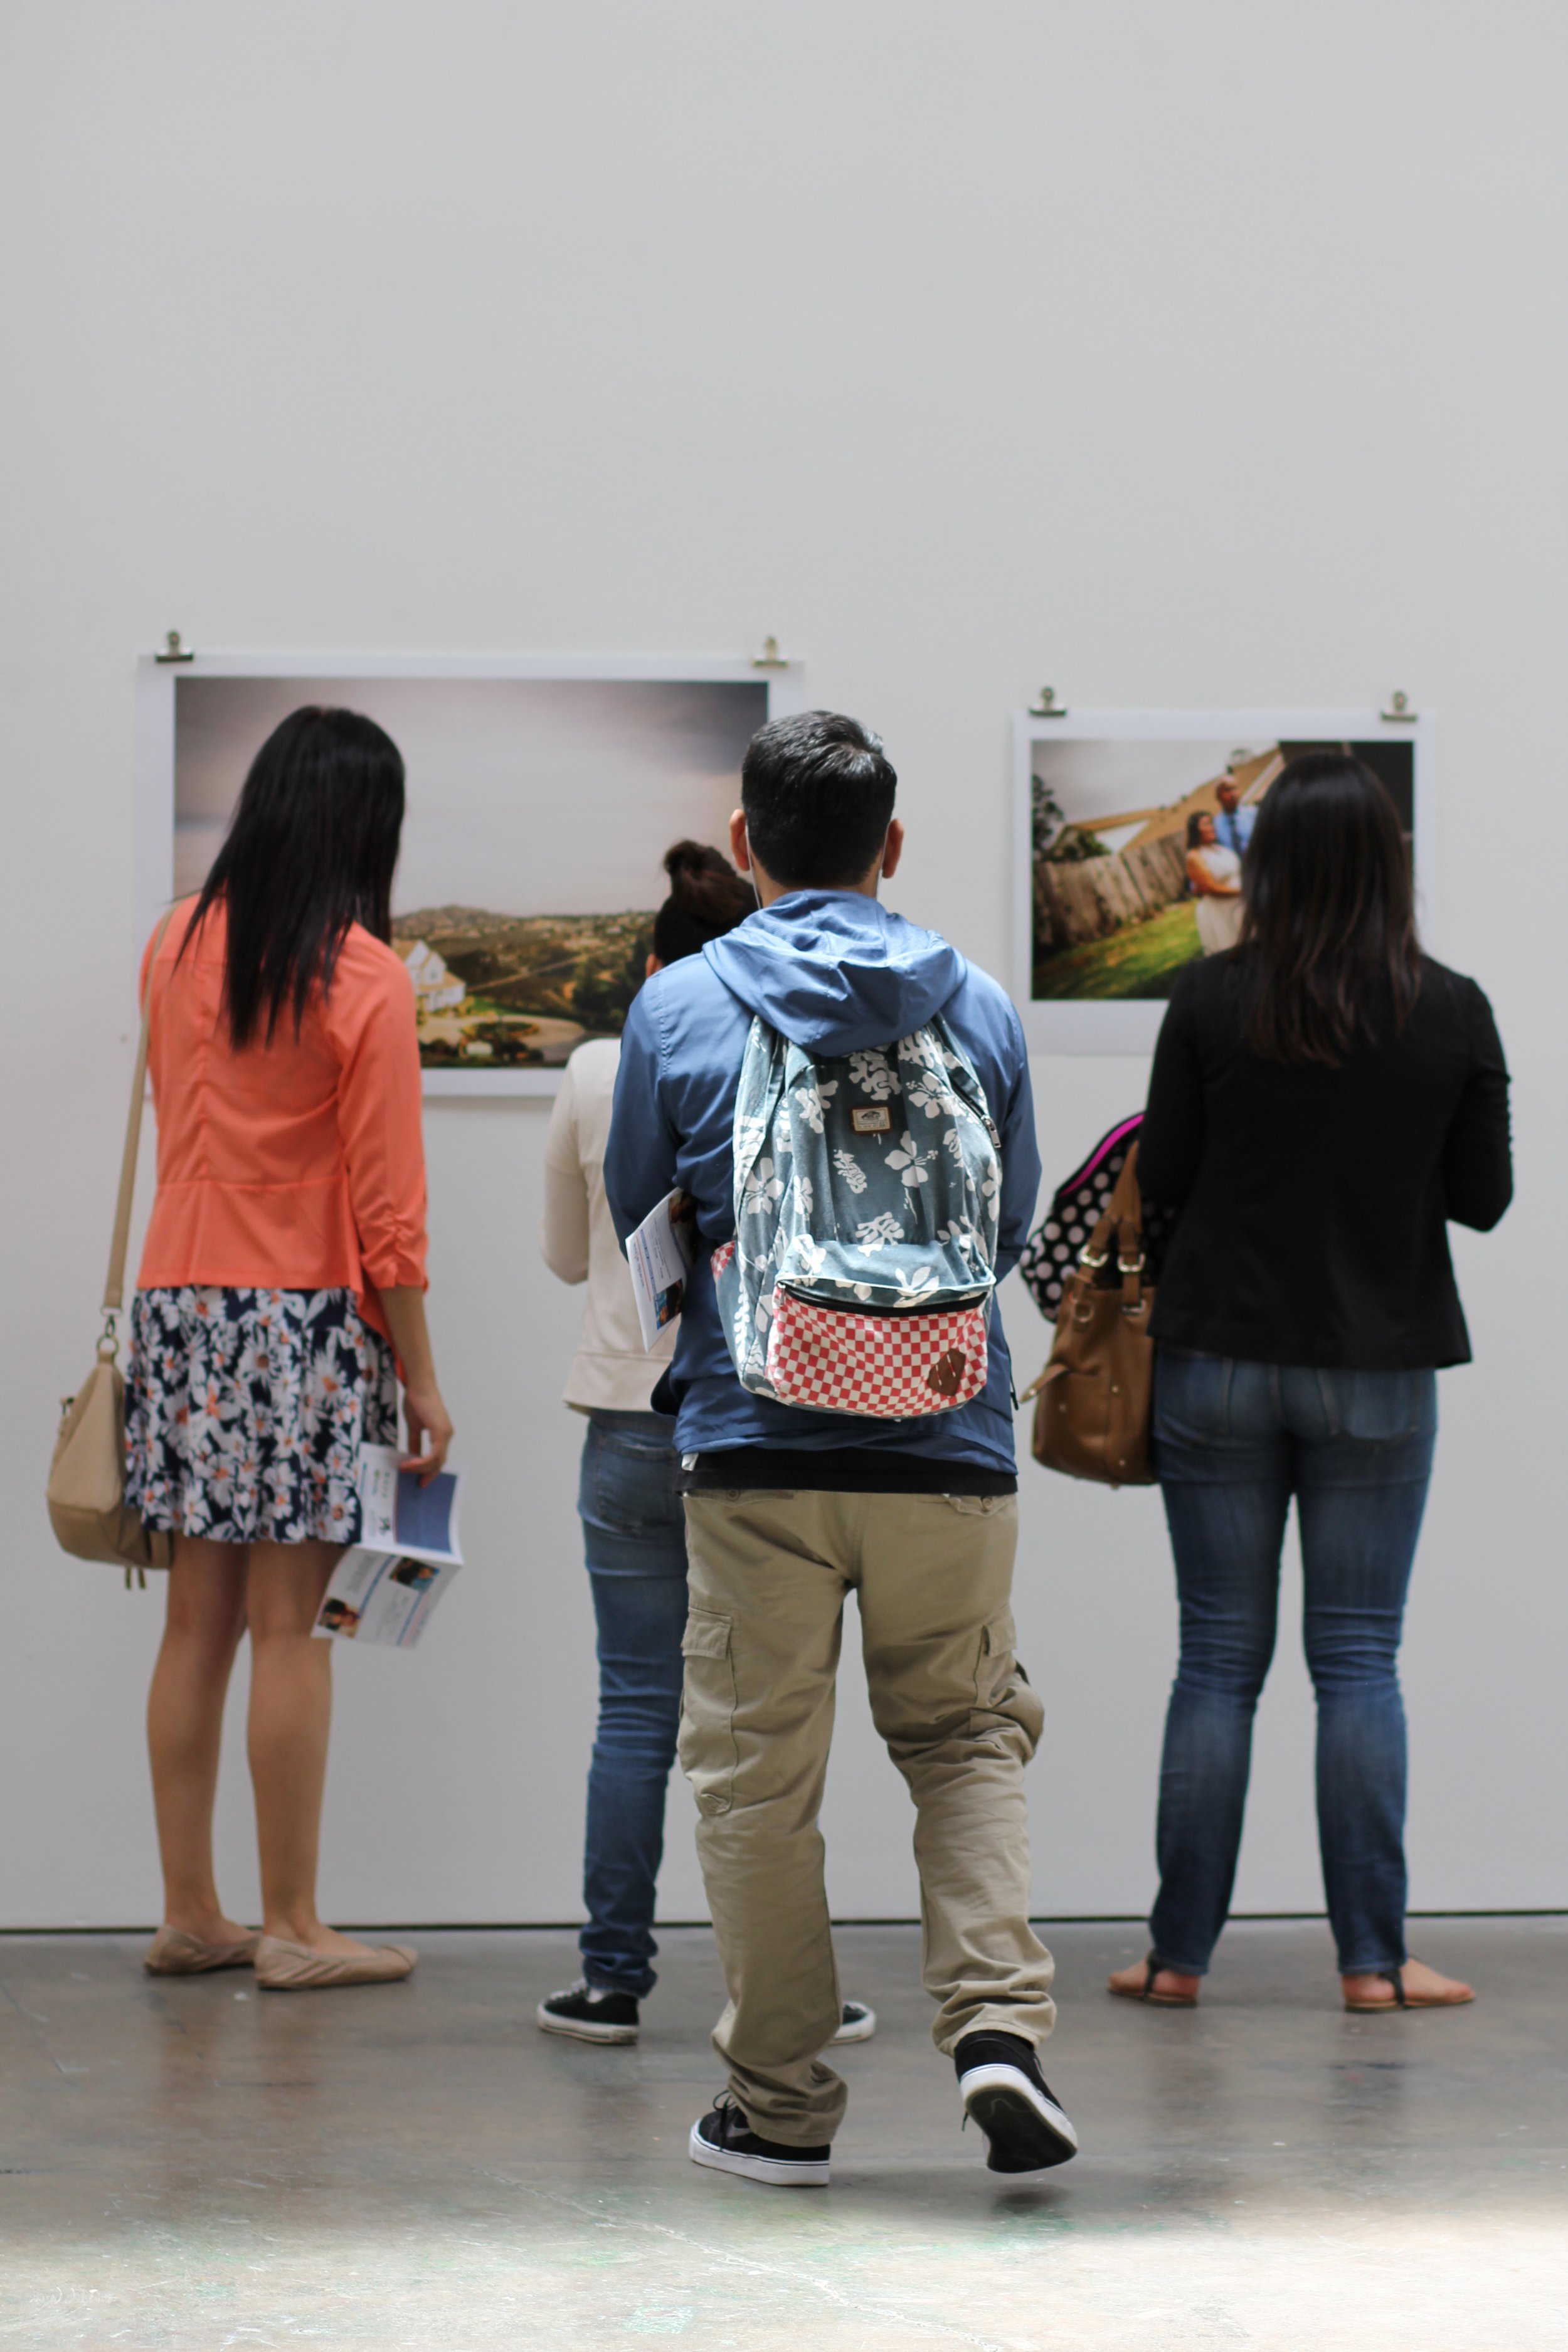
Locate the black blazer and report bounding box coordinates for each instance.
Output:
[1139,953,1512,1369]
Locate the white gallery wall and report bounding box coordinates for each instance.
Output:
[2,0,1563,1927]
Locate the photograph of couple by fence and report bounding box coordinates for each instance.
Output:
[1029,734,1416,1000]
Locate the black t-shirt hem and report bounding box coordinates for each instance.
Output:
[677,1446,1017,1496]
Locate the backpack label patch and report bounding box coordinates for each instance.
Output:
[850,1104,893,1135]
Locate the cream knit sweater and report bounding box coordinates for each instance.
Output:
[540,1038,677,1415]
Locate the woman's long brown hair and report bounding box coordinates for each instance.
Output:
[1237,751,1421,1066]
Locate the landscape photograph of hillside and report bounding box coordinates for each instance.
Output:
[172,671,769,1083]
[390,904,655,1067]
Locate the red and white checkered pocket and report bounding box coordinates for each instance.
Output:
[765,1285,990,1418]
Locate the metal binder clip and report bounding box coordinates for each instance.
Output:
[1029,686,1067,717]
[1380,690,1417,722]
[155,630,195,664]
[751,635,790,669]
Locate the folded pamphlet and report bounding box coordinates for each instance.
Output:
[625,1187,698,1352]
[312,1449,465,1650]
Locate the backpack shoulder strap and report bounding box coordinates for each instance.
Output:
[926,1015,1002,1145]
[729,1016,788,1225]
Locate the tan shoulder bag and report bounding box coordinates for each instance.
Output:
[46,913,176,1581]
[1024,1142,1157,1488]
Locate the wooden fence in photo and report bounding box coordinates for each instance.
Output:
[1034,835,1189,952]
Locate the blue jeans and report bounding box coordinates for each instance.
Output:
[1149,1350,1437,1978]
[577,1412,688,1998]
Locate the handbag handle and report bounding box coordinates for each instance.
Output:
[103,909,176,1321]
[1076,1141,1145,1274]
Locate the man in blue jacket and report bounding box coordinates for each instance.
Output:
[606,711,1076,2188]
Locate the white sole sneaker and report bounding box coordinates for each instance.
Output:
[959,2061,1078,2171]
[535,2002,638,2045]
[688,2119,831,2187]
[829,2003,877,2045]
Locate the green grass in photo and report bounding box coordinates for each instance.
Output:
[1034,899,1203,1000]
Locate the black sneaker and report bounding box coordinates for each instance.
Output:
[829,1999,877,2045]
[536,1979,640,2045]
[955,2030,1078,2171]
[689,2094,831,2187]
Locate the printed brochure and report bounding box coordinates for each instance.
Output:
[625,1187,698,1351]
[312,1451,464,1650]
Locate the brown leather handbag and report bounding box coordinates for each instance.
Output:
[1024,1143,1156,1487]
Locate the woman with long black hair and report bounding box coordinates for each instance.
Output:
[130,706,452,1991]
[1110,751,1511,2013]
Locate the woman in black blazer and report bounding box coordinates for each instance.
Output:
[1110,752,1511,2013]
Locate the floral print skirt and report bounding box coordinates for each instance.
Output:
[126,1287,398,1545]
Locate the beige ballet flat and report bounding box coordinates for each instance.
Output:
[255,1934,417,1990]
[144,1926,262,1975]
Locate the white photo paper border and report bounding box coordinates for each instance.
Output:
[1012,707,1436,1056]
[134,650,808,1096]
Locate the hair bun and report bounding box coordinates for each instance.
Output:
[650,837,755,965]
[662,839,751,924]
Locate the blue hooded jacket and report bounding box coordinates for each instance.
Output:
[603,891,1041,1472]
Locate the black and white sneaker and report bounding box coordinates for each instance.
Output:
[830,2000,877,2045]
[536,1979,640,2044]
[955,2031,1078,2171]
[689,2094,831,2187]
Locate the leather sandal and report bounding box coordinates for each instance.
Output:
[255,1934,417,1990]
[1343,1963,1475,2013]
[144,1926,261,1975]
[1109,1954,1199,2009]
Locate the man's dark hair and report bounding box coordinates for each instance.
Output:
[740,711,897,888]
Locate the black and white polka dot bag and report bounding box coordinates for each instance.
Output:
[1019,1115,1177,1323]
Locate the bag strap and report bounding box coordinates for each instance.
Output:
[103,909,176,1318]
[1078,1141,1143,1268]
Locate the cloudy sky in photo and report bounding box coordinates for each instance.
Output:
[175,675,768,913]
[1032,739,1263,834]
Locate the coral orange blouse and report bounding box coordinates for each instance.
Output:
[137,901,428,1340]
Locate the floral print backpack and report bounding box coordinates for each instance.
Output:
[711,1016,1003,1417]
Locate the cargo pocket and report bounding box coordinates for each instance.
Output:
[678,1609,738,1816]
[971,1608,1044,1757]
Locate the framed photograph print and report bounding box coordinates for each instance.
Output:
[135,652,807,1093]
[1013,707,1434,1054]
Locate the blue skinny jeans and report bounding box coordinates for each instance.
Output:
[576,1412,688,1999]
[1149,1349,1437,1979]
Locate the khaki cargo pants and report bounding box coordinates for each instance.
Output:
[679,1488,1054,2146]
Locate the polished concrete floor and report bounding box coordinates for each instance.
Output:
[1,1919,1563,2349]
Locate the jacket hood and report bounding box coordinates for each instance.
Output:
[702,891,965,1056]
